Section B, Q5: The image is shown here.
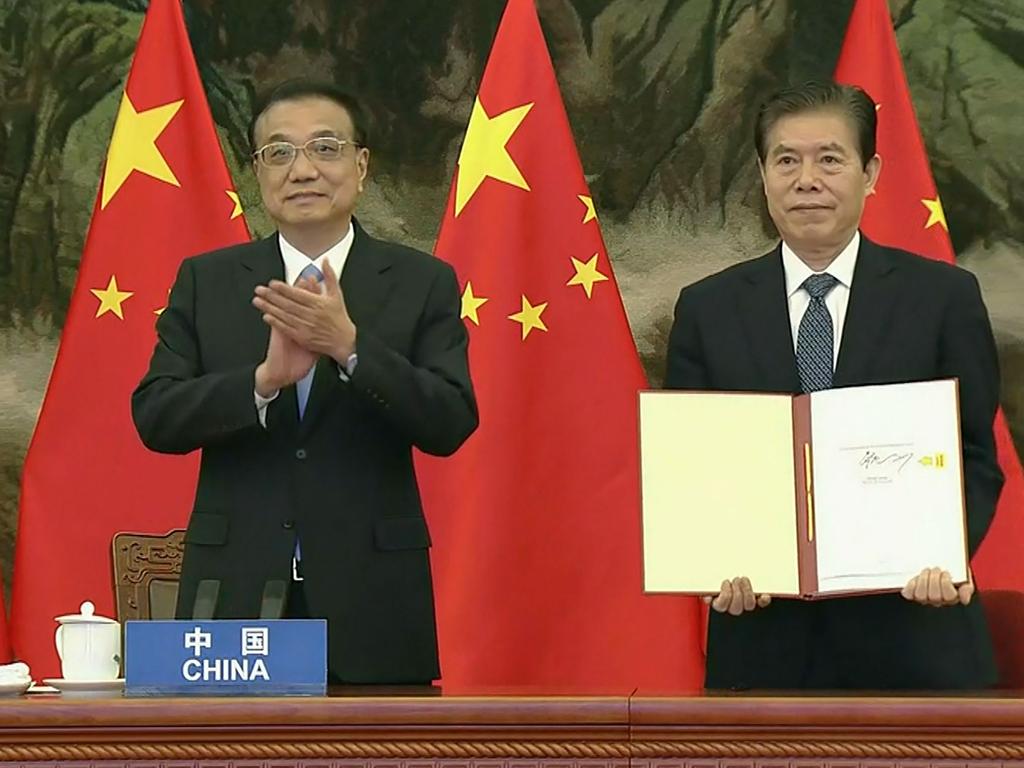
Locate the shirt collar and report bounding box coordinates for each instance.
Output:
[782,230,860,298]
[278,222,355,285]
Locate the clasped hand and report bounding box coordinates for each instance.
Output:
[252,260,357,395]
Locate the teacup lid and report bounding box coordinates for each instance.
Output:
[54,600,118,625]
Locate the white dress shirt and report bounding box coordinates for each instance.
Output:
[278,225,354,288]
[254,224,356,423]
[782,231,860,368]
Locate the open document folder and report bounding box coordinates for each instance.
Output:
[639,379,968,598]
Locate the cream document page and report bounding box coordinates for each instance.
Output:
[640,391,801,595]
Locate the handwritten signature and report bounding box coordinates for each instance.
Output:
[858,449,914,473]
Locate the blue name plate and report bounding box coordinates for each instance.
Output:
[125,619,327,696]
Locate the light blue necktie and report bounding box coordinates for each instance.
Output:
[294,262,324,419]
[292,262,324,578]
[796,273,839,393]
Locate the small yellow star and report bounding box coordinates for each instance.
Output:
[460,281,489,326]
[90,275,134,319]
[154,288,171,316]
[101,92,184,209]
[578,194,597,223]
[455,97,533,216]
[226,190,244,219]
[922,197,948,232]
[566,253,609,299]
[508,295,548,341]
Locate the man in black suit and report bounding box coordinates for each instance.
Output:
[133,79,478,684]
[665,81,1003,690]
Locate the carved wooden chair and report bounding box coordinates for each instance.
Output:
[111,529,185,621]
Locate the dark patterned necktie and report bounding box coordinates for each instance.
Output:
[796,273,839,393]
[295,262,324,418]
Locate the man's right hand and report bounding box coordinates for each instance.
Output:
[254,323,318,397]
[704,577,772,615]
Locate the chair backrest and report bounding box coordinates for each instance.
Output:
[979,588,1024,689]
[111,530,186,621]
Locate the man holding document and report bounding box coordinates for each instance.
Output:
[662,81,1004,690]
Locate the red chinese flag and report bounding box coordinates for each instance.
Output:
[418,0,704,689]
[11,0,249,676]
[834,0,1024,591]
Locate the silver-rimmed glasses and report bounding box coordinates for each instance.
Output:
[252,137,362,167]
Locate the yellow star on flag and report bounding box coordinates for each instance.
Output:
[226,190,244,219]
[90,275,134,319]
[922,197,948,231]
[460,281,489,326]
[578,194,597,223]
[101,92,184,209]
[455,97,533,216]
[508,295,548,340]
[154,288,171,316]
[567,254,609,299]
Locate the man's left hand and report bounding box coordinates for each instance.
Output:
[901,566,974,607]
[253,260,356,363]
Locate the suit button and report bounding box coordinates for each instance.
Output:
[295,448,307,460]
[282,520,294,530]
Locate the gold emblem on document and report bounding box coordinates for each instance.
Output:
[918,453,946,468]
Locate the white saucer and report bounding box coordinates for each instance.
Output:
[25,683,59,694]
[0,680,31,696]
[41,678,124,696]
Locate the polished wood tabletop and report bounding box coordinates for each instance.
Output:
[2,687,1024,764]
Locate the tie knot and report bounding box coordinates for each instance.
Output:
[296,262,324,285]
[802,272,838,300]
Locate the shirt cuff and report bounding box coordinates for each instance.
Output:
[255,387,280,428]
[337,352,358,382]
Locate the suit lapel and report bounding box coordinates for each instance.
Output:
[337,219,393,329]
[833,237,900,387]
[299,220,393,434]
[237,234,284,369]
[737,248,802,393]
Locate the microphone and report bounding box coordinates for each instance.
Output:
[259,580,288,619]
[191,579,220,620]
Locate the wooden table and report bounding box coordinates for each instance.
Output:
[1,688,1023,766]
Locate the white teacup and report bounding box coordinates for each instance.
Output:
[54,601,121,681]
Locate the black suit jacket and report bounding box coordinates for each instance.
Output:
[132,221,478,683]
[665,235,1004,690]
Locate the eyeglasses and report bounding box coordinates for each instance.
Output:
[252,137,362,167]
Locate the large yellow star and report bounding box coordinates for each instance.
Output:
[226,190,244,219]
[454,97,533,216]
[460,281,488,326]
[508,295,548,340]
[566,254,609,299]
[90,275,134,319]
[922,197,948,231]
[578,195,597,223]
[101,92,184,209]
